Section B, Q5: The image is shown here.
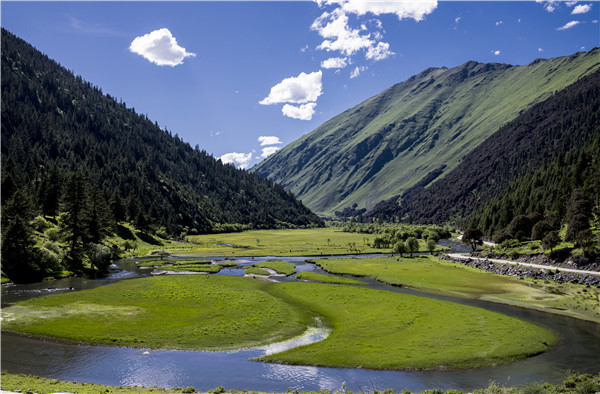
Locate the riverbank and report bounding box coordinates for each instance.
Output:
[2,371,599,394]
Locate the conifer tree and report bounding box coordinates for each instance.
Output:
[59,172,90,269]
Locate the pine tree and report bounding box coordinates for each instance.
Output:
[59,172,90,270]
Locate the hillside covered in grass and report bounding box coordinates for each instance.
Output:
[253,48,599,215]
[0,29,322,283]
[367,70,600,249]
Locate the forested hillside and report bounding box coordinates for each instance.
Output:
[253,48,599,215]
[1,29,322,282]
[367,70,600,244]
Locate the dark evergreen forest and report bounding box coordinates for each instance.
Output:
[366,70,600,245]
[1,29,322,281]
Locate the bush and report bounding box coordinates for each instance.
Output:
[87,243,113,271]
[32,216,53,232]
[45,227,61,242]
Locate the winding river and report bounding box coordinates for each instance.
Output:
[2,249,599,392]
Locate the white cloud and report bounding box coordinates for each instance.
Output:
[258,136,282,146]
[566,0,579,6]
[129,28,195,67]
[537,0,560,12]
[496,20,503,26]
[260,71,323,105]
[350,65,367,79]
[323,0,438,22]
[366,41,393,61]
[321,57,349,69]
[493,50,501,56]
[282,102,317,120]
[572,4,592,14]
[261,146,281,158]
[593,20,599,23]
[312,9,374,56]
[455,16,462,24]
[219,152,253,169]
[557,20,581,30]
[538,47,544,52]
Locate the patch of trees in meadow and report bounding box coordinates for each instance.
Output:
[1,29,322,282]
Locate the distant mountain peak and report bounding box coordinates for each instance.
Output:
[253,48,600,216]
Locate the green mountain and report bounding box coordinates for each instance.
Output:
[253,48,600,215]
[1,28,322,236]
[366,70,600,241]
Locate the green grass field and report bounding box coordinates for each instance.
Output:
[1,276,310,350]
[184,228,388,256]
[1,275,555,370]
[244,267,271,276]
[314,256,600,323]
[260,282,556,370]
[296,271,365,285]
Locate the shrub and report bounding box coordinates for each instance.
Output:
[32,216,53,232]
[45,227,61,242]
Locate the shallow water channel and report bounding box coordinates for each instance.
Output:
[2,249,599,392]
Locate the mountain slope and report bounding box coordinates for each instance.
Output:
[366,69,600,238]
[253,49,600,215]
[1,29,323,236]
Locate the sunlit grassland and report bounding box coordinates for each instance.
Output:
[296,271,365,285]
[244,267,271,276]
[1,276,311,350]
[315,256,600,323]
[1,275,556,371]
[261,282,556,370]
[183,228,389,256]
[254,261,296,275]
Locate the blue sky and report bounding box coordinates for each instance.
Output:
[2,1,598,168]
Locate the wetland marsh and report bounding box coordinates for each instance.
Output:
[2,232,599,392]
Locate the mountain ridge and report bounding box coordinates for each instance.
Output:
[1,28,323,236]
[253,48,600,215]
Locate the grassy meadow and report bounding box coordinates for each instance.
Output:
[183,228,390,256]
[1,275,311,350]
[1,274,556,370]
[315,256,600,323]
[260,282,555,370]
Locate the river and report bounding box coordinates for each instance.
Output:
[2,248,599,392]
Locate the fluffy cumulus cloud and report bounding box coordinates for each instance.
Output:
[557,20,581,30]
[282,102,317,121]
[572,4,592,14]
[261,146,281,159]
[258,136,282,146]
[312,0,434,78]
[312,9,374,56]
[366,41,393,61]
[321,57,349,69]
[219,152,253,169]
[129,28,195,67]
[321,0,438,22]
[260,71,323,105]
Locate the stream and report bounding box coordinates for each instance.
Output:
[2,244,599,392]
